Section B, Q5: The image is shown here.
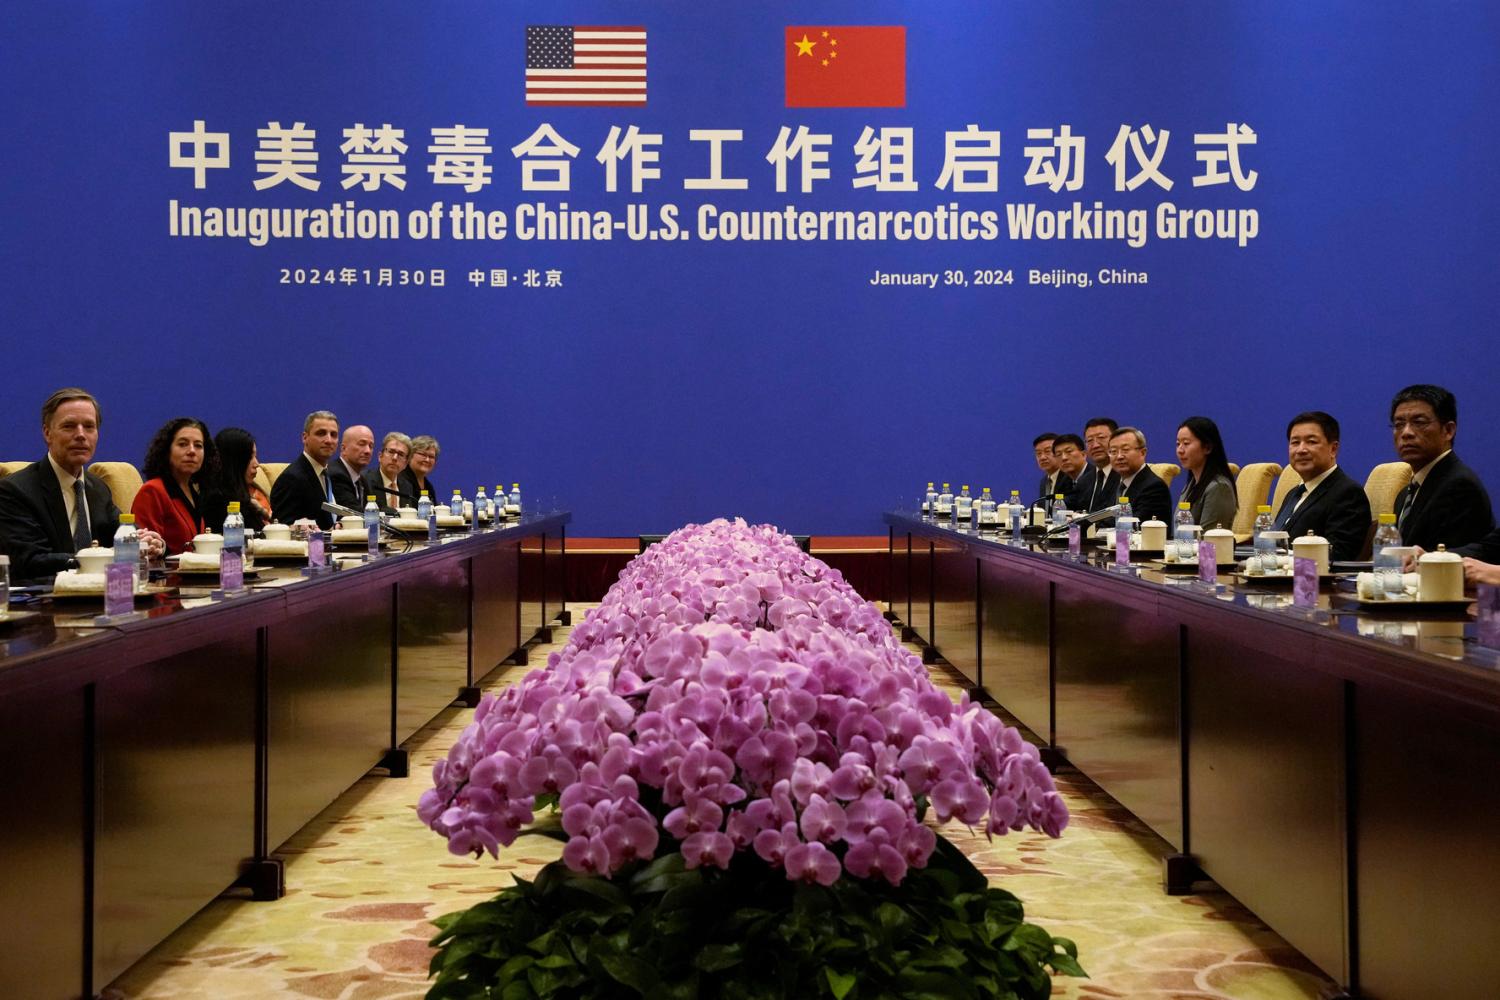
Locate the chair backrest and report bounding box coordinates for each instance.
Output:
[1269,465,1303,519]
[88,461,145,514]
[254,465,274,496]
[1230,462,1282,540]
[1364,462,1414,518]
[1228,463,1240,479]
[260,462,290,489]
[1148,463,1181,490]
[0,461,30,480]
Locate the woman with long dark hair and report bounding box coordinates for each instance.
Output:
[1175,416,1238,529]
[131,417,219,553]
[209,426,269,531]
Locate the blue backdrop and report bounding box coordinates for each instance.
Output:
[5,3,1497,536]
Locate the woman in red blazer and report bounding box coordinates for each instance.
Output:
[131,417,218,554]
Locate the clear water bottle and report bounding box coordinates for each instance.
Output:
[936,483,953,519]
[978,487,997,527]
[0,554,9,612]
[451,488,464,521]
[1372,513,1403,597]
[1173,501,1198,561]
[955,485,973,524]
[922,482,936,516]
[416,489,433,521]
[495,486,508,518]
[1252,504,1275,572]
[508,482,522,515]
[1115,495,1135,538]
[363,495,381,553]
[1051,493,1069,527]
[474,486,490,524]
[222,504,244,554]
[114,512,141,587]
[1008,490,1024,534]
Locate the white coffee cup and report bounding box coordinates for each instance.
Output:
[262,522,291,541]
[397,507,417,519]
[75,545,115,574]
[340,514,363,530]
[192,532,224,556]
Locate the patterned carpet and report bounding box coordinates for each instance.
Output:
[104,607,1338,1000]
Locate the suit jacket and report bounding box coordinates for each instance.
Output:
[131,477,203,555]
[1392,452,1494,553]
[1272,466,1371,562]
[269,454,337,529]
[326,458,363,509]
[0,456,121,580]
[362,468,412,514]
[398,469,439,507]
[1455,527,1500,564]
[1062,465,1092,512]
[1091,466,1122,513]
[1037,472,1061,504]
[1114,465,1171,524]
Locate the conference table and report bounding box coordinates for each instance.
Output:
[0,512,569,1000]
[885,510,1500,1000]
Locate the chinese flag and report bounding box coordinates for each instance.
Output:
[785,26,905,107]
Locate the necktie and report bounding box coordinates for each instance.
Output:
[72,478,91,551]
[1398,480,1418,530]
[322,470,333,503]
[1273,485,1304,530]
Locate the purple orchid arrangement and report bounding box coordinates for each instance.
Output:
[419,518,1067,888]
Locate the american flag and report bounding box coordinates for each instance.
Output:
[525,25,647,105]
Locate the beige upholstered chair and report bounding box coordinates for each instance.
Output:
[1269,465,1303,520]
[1148,463,1181,490]
[1364,462,1414,518]
[88,461,144,514]
[0,461,30,480]
[260,462,290,489]
[254,466,274,496]
[1230,462,1282,541]
[1228,463,1240,479]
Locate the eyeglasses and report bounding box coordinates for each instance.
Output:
[412,451,436,460]
[382,447,409,458]
[1389,417,1436,432]
[1107,445,1139,457]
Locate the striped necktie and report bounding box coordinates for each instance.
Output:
[1398,479,1419,530]
[72,478,92,550]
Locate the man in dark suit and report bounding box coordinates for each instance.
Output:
[1388,384,1494,552]
[326,424,372,509]
[269,410,343,529]
[362,432,412,514]
[1272,411,1371,561]
[1081,417,1121,512]
[0,388,165,580]
[1033,432,1060,502]
[1106,426,1171,523]
[1051,434,1089,509]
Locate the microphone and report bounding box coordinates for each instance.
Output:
[1044,503,1125,536]
[321,500,416,547]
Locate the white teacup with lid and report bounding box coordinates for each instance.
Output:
[1139,518,1168,551]
[261,522,291,541]
[75,543,114,574]
[1204,527,1236,565]
[1417,544,1464,601]
[192,531,224,556]
[339,514,363,530]
[1291,531,1330,575]
[397,507,418,520]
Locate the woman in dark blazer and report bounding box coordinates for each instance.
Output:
[400,434,441,504]
[1175,416,1238,529]
[206,427,268,532]
[131,417,218,554]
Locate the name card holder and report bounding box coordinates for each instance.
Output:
[93,563,146,624]
[1067,523,1081,559]
[1477,584,1500,650]
[302,531,333,577]
[212,549,246,600]
[1292,556,1318,608]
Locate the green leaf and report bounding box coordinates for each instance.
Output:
[824,967,857,999]
[693,943,744,972]
[596,950,659,994]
